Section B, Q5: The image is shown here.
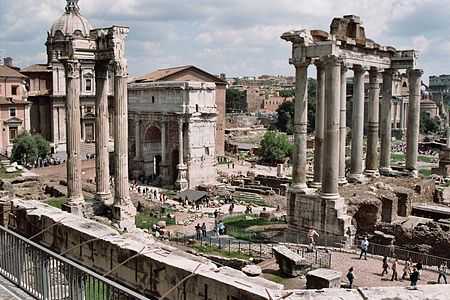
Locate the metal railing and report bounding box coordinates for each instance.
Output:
[282,230,347,248]
[170,232,332,268]
[354,239,449,268]
[0,225,151,300]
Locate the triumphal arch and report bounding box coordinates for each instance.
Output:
[281,15,421,241]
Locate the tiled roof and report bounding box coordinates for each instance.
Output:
[132,65,226,84]
[0,65,27,78]
[134,65,192,83]
[21,64,51,73]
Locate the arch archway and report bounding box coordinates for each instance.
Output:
[143,126,161,177]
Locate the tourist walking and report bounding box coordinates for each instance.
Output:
[416,259,423,280]
[217,221,225,236]
[195,223,201,240]
[346,267,355,288]
[410,266,419,288]
[359,237,369,260]
[201,222,207,238]
[402,257,412,280]
[381,256,389,276]
[308,227,319,245]
[438,261,448,284]
[391,259,398,281]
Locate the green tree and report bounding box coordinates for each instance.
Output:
[226,88,245,112]
[274,101,294,134]
[11,132,50,165]
[259,131,292,165]
[420,113,439,134]
[279,89,294,98]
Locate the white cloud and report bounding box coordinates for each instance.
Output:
[412,35,430,53]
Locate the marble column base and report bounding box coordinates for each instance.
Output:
[407,169,419,178]
[62,201,84,217]
[347,173,368,184]
[112,203,137,231]
[290,182,309,194]
[364,169,380,178]
[94,192,113,205]
[309,181,322,189]
[320,192,341,201]
[378,167,393,176]
[338,177,348,185]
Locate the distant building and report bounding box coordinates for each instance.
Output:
[128,65,226,189]
[0,60,31,154]
[22,0,115,150]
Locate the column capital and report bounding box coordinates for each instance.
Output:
[407,68,423,77]
[291,58,311,67]
[314,59,325,69]
[113,60,128,77]
[95,61,109,79]
[382,68,395,76]
[352,64,368,73]
[161,114,168,123]
[63,60,81,79]
[323,55,341,66]
[369,66,379,75]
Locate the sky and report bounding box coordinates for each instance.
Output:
[1,0,449,83]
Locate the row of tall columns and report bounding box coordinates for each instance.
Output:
[406,69,424,175]
[94,62,112,204]
[321,56,341,198]
[63,60,84,210]
[365,67,380,174]
[112,60,136,228]
[379,69,394,171]
[338,66,348,184]
[349,66,365,180]
[291,61,309,191]
[311,62,325,188]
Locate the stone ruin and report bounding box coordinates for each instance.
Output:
[281,15,421,244]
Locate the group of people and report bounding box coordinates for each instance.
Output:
[195,223,207,239]
[33,154,61,168]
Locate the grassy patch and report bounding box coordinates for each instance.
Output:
[419,169,432,177]
[193,244,251,260]
[223,214,286,242]
[263,274,284,284]
[223,214,283,228]
[0,164,22,179]
[45,196,68,209]
[391,153,405,164]
[135,212,175,230]
[418,156,435,163]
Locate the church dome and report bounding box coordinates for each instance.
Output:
[49,0,92,38]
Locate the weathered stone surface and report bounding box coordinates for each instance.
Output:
[242,265,262,277]
[273,245,310,277]
[306,268,341,289]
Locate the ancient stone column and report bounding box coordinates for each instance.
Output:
[365,67,380,174]
[112,59,136,229]
[405,69,423,176]
[134,119,141,160]
[160,114,170,181]
[379,69,394,172]
[339,65,348,184]
[349,65,365,181]
[321,56,341,199]
[291,60,309,192]
[63,60,84,214]
[311,61,325,188]
[400,98,405,130]
[393,100,398,129]
[176,117,188,190]
[94,62,112,204]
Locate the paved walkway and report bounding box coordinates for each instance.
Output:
[0,275,34,299]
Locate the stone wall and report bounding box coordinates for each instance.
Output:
[6,200,281,300]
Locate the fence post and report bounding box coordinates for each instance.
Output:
[249,243,251,256]
[238,241,241,253]
[209,237,212,248]
[228,239,231,254]
[260,244,262,259]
